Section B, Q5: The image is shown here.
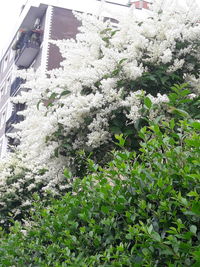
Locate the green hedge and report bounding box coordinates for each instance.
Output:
[0,110,200,266]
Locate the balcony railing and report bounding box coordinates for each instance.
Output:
[5,112,24,133]
[12,29,42,68]
[10,77,25,96]
[7,136,20,152]
[15,41,40,68]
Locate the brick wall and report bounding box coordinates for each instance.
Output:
[47,7,81,70]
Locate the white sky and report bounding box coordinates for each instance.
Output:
[0,0,26,55]
[0,0,128,56]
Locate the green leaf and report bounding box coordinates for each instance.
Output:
[100,28,112,34]
[111,29,119,36]
[193,249,200,261]
[117,244,124,252]
[151,231,161,242]
[37,100,42,110]
[169,119,175,129]
[144,97,152,109]
[147,224,153,234]
[102,37,109,43]
[181,89,191,97]
[60,90,71,97]
[191,203,200,216]
[101,206,109,214]
[80,227,86,233]
[63,169,71,179]
[114,134,125,147]
[172,108,190,118]
[49,92,58,99]
[118,58,127,65]
[187,191,199,197]
[191,122,200,130]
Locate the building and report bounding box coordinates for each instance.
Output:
[0,0,150,158]
[130,1,152,9]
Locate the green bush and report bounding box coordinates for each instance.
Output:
[1,83,197,232]
[0,105,199,266]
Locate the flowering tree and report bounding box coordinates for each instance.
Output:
[0,0,200,227]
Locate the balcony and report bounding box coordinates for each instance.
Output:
[5,104,25,133]
[10,77,25,96]
[15,41,40,68]
[7,136,20,152]
[5,113,23,133]
[12,28,42,68]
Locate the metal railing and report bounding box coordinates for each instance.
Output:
[10,77,25,96]
[5,113,24,133]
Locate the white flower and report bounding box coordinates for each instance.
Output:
[167,59,185,73]
[87,129,110,148]
[161,49,172,64]
[148,93,169,104]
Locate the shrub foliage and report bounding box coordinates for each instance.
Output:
[1,1,200,229]
[0,2,200,265]
[0,89,199,266]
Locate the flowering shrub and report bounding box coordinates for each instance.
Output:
[0,153,71,230]
[14,1,200,169]
[0,110,199,266]
[0,0,200,228]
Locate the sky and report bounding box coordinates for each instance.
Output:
[0,0,128,56]
[0,0,27,55]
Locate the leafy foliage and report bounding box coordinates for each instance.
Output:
[0,83,199,232]
[0,100,200,266]
[0,3,200,264]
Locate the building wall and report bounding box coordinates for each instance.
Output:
[0,48,15,83]
[32,10,47,69]
[0,48,15,126]
[47,7,81,70]
[130,1,151,9]
[0,40,17,158]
